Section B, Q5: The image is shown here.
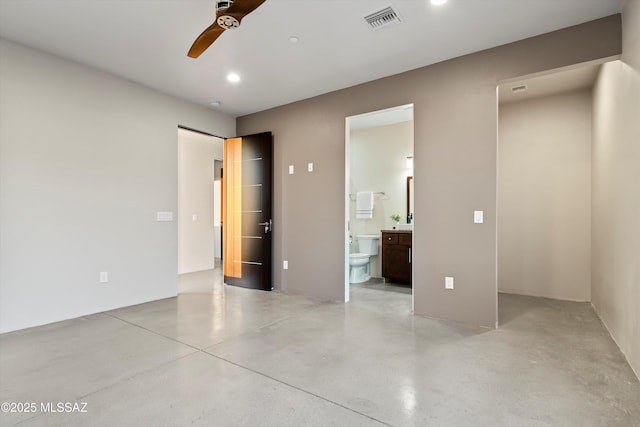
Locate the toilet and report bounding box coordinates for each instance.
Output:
[349,234,380,283]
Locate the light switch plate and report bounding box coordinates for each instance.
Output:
[288,165,294,175]
[283,260,289,270]
[474,210,484,224]
[99,271,109,283]
[445,276,454,289]
[157,211,174,221]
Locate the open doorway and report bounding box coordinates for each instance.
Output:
[496,59,614,325]
[344,104,415,310]
[177,127,224,294]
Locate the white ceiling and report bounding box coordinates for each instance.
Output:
[0,0,621,117]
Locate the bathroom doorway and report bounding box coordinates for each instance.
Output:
[344,104,415,310]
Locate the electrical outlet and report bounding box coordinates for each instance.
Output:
[308,162,313,172]
[283,260,289,270]
[445,276,454,289]
[99,272,109,283]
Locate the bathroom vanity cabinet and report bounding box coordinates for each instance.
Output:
[381,230,412,285]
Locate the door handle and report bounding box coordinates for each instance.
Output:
[258,219,272,233]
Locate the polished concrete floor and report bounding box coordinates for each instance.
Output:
[1,269,639,426]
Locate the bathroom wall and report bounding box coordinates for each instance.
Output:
[237,15,621,327]
[498,89,592,301]
[350,121,413,278]
[178,129,223,274]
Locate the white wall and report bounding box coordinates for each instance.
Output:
[0,39,235,333]
[350,121,413,278]
[591,0,640,378]
[214,160,223,259]
[178,129,223,274]
[498,90,592,301]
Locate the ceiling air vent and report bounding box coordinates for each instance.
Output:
[511,85,528,93]
[364,6,402,29]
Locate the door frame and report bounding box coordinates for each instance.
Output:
[176,125,225,280]
[344,104,415,308]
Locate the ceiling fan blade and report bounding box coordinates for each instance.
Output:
[187,0,266,58]
[226,0,266,18]
[188,23,225,58]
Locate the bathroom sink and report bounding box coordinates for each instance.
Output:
[397,224,413,231]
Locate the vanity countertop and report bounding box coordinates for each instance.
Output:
[381,229,412,233]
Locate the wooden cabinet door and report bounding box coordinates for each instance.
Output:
[382,232,412,284]
[383,244,411,283]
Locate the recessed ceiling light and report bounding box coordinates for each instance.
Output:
[227,72,240,83]
[288,36,299,43]
[431,0,448,5]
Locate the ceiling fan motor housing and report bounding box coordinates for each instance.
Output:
[217,15,240,29]
[216,0,233,11]
[216,0,240,29]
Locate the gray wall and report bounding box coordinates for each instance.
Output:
[498,90,592,301]
[0,39,235,333]
[237,15,622,328]
[591,0,640,377]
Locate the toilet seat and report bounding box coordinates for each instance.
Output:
[349,253,369,265]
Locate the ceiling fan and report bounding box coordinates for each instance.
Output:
[188,0,267,58]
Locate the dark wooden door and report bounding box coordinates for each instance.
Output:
[223,132,273,290]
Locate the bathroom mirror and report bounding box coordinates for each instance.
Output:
[407,176,414,222]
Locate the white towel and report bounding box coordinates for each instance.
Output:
[356,211,373,219]
[355,191,374,219]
